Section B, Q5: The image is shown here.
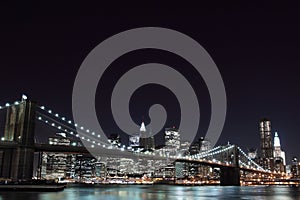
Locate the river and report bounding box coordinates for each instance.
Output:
[1,185,300,200]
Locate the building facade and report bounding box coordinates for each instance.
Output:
[259,119,274,171]
[273,132,286,173]
[139,122,155,150]
[165,127,180,156]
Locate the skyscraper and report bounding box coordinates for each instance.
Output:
[259,118,274,171]
[189,137,211,155]
[165,127,180,156]
[41,133,71,179]
[140,122,146,133]
[139,122,155,150]
[273,132,286,172]
[129,134,140,148]
[291,157,299,178]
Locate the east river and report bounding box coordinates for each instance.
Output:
[1,185,300,200]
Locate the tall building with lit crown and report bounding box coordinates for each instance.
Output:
[273,132,286,172]
[259,118,274,171]
[140,122,146,133]
[139,122,155,150]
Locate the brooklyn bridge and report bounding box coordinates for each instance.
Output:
[0,98,292,186]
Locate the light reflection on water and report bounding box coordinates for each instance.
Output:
[1,185,300,200]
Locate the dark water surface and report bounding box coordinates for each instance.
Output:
[1,185,300,200]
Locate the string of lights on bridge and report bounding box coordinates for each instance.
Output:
[237,146,265,171]
[1,100,267,172]
[36,105,116,149]
[36,105,164,156]
[0,101,24,110]
[36,113,175,159]
[38,105,102,140]
[36,105,234,160]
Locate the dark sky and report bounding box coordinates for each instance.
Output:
[1,2,300,163]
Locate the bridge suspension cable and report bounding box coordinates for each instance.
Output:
[237,146,265,171]
[36,105,111,148]
[35,104,267,173]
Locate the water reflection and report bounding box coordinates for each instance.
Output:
[0,185,300,200]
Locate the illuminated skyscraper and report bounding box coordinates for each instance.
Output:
[273,132,286,172]
[291,157,299,178]
[41,133,71,179]
[139,122,155,150]
[189,137,211,155]
[165,127,180,156]
[140,122,146,132]
[273,132,286,164]
[129,134,140,148]
[259,118,274,171]
[165,127,180,149]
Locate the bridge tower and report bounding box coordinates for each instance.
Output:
[219,145,240,186]
[1,99,36,180]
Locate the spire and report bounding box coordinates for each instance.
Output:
[140,122,146,132]
[274,131,281,147]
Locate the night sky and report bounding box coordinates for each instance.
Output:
[1,2,300,163]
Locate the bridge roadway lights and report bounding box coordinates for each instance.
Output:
[220,166,241,186]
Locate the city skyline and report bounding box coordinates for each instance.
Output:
[1,2,300,163]
[0,101,292,187]
[3,2,300,199]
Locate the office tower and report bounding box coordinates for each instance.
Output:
[259,118,274,171]
[165,127,180,156]
[273,132,286,164]
[140,122,146,133]
[179,141,190,156]
[41,133,71,179]
[129,135,140,148]
[189,140,201,155]
[200,138,211,152]
[94,160,106,179]
[143,136,155,151]
[273,132,286,172]
[165,127,180,148]
[291,157,299,178]
[139,122,155,150]
[189,137,211,155]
